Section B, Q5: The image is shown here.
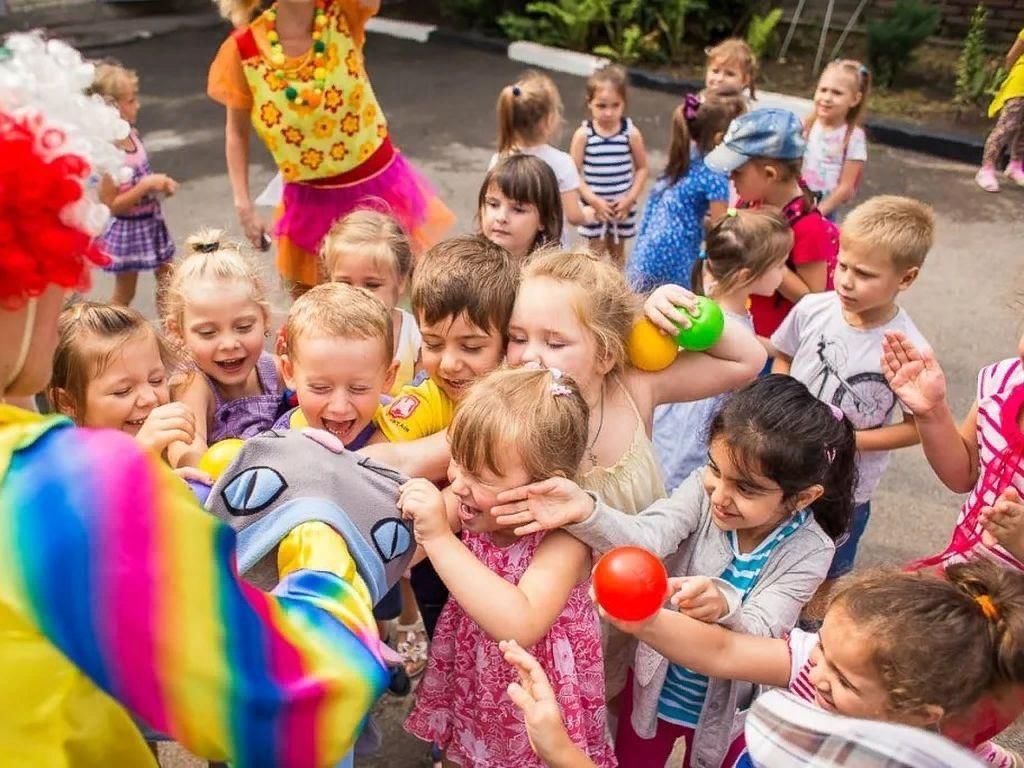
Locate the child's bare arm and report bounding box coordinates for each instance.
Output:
[856,412,920,452]
[1006,35,1024,70]
[167,376,210,468]
[771,353,792,375]
[778,262,828,303]
[818,160,864,216]
[615,127,649,218]
[360,429,450,482]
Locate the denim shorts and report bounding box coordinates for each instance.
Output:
[827,501,871,578]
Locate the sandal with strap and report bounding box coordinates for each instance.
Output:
[394,618,429,678]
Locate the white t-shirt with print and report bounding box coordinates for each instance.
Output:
[489,144,580,248]
[802,122,867,198]
[771,292,928,504]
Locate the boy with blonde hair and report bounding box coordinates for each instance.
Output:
[772,195,935,594]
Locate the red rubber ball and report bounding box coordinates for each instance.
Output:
[593,546,668,622]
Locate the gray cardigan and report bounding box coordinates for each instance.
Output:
[568,469,835,768]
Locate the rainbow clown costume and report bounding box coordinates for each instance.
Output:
[0,32,413,767]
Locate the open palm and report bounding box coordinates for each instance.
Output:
[881,331,947,416]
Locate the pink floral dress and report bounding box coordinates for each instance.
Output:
[404,530,616,767]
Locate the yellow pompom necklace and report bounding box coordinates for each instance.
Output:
[266,0,328,108]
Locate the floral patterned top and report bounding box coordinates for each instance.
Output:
[208,0,387,183]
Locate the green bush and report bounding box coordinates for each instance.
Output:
[439,0,529,30]
[746,7,783,60]
[866,0,940,87]
[954,4,989,106]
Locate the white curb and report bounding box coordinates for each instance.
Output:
[366,17,436,43]
[508,40,609,77]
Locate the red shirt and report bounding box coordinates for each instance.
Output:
[747,196,839,338]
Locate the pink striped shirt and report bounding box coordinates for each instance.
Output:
[787,628,819,702]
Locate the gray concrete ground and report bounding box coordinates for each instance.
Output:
[74,20,1024,768]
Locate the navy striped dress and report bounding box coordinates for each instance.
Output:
[579,117,637,240]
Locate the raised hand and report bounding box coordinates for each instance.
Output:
[644,283,698,336]
[135,402,195,456]
[881,331,947,417]
[492,477,595,536]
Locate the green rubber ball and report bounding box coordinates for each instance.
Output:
[674,296,725,351]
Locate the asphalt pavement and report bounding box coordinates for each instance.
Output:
[72,20,1024,768]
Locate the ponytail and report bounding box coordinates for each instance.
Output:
[693,209,792,299]
[815,402,857,541]
[495,70,562,156]
[668,88,746,184]
[665,104,693,183]
[690,254,707,297]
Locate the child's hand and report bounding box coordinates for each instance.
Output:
[501,639,579,764]
[669,576,729,623]
[135,402,196,456]
[398,478,450,544]
[590,197,615,222]
[644,284,698,335]
[144,173,177,196]
[173,466,214,485]
[492,477,595,536]
[581,204,598,226]
[881,331,947,417]
[980,488,1024,561]
[611,196,634,221]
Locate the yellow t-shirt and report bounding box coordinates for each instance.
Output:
[374,378,454,443]
[991,28,1024,117]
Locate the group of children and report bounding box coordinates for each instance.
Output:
[57,3,1024,767]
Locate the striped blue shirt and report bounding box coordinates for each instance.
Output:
[656,510,811,727]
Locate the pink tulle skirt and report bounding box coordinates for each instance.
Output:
[274,139,453,285]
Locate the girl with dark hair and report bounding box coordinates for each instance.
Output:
[478,154,563,262]
[492,374,857,768]
[626,87,746,293]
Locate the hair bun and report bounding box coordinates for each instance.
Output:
[185,227,225,255]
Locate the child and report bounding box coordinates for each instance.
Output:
[48,302,194,460]
[653,209,793,492]
[976,27,1024,192]
[570,64,648,267]
[320,209,419,394]
[165,230,281,468]
[703,38,757,101]
[627,88,746,293]
[802,59,871,219]
[773,195,933,594]
[607,558,1024,767]
[479,154,564,262]
[505,248,766,698]
[208,0,453,296]
[90,60,176,309]
[494,374,856,768]
[492,69,595,246]
[399,367,616,768]
[706,108,840,346]
[275,282,396,445]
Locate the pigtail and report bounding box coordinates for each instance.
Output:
[496,85,519,156]
[665,104,693,183]
[814,400,857,541]
[690,254,707,297]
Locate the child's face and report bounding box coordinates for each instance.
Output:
[506,277,608,396]
[814,69,861,126]
[178,280,267,389]
[447,457,532,535]
[834,240,915,319]
[81,332,169,434]
[807,605,893,720]
[703,437,792,539]
[480,183,543,262]
[283,334,396,445]
[329,252,405,312]
[117,89,140,125]
[588,83,625,132]
[730,160,773,203]
[705,58,749,92]
[419,312,504,403]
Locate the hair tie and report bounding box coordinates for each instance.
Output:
[725,207,738,217]
[698,249,708,260]
[194,241,219,254]
[548,367,572,397]
[511,85,521,97]
[858,64,870,78]
[975,594,1000,622]
[682,92,701,122]
[828,403,844,421]
[825,447,837,464]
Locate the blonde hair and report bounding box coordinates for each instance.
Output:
[449,367,588,483]
[841,195,935,271]
[705,38,758,97]
[521,249,638,373]
[48,301,180,422]
[216,0,261,27]
[816,58,872,127]
[88,59,139,103]
[284,282,394,363]
[411,235,520,340]
[320,209,413,287]
[164,229,271,334]
[496,70,563,155]
[693,209,793,297]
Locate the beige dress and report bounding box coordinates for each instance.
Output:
[580,378,667,700]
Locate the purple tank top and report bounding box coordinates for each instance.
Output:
[206,351,282,442]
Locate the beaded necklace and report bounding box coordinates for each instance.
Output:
[266,0,328,107]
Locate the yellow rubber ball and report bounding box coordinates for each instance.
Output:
[198,438,245,482]
[627,319,678,372]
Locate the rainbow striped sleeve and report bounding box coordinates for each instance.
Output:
[0,417,387,766]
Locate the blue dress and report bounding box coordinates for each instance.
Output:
[626,150,728,293]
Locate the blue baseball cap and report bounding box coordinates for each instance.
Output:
[705,108,806,174]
